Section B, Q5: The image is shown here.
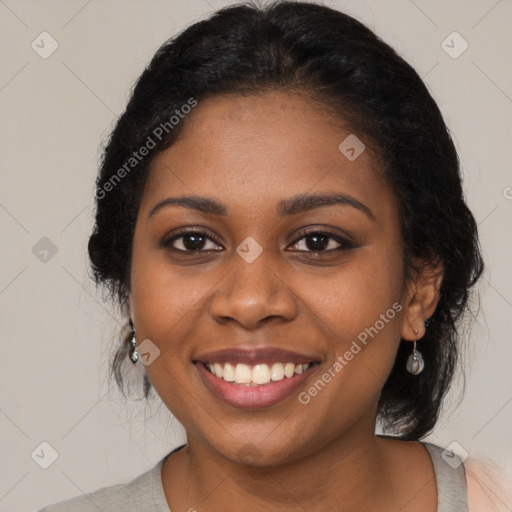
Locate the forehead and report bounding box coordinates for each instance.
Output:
[141,92,395,221]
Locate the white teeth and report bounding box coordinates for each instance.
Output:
[223,362,235,382]
[284,363,295,378]
[234,363,252,384]
[206,362,313,385]
[270,363,284,381]
[294,363,310,375]
[213,363,223,378]
[252,364,271,384]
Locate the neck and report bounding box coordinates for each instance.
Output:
[161,414,402,511]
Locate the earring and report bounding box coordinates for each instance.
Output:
[129,319,139,364]
[406,328,424,375]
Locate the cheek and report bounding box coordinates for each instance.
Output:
[306,244,403,333]
[130,241,234,367]
[129,246,210,420]
[130,243,198,348]
[288,252,403,434]
[298,243,404,386]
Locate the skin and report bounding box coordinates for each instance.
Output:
[128,91,443,511]
[466,460,512,512]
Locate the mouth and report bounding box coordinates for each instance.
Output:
[193,347,322,409]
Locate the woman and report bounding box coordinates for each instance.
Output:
[36,1,510,511]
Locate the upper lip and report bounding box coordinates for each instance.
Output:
[194,346,321,365]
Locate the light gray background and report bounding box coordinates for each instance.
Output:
[0,0,511,510]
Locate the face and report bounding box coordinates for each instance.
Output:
[128,91,420,465]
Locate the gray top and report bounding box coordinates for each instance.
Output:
[35,442,468,512]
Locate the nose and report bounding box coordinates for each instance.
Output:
[208,253,299,330]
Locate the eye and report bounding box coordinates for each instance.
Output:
[162,230,223,252]
[162,228,354,254]
[288,230,354,253]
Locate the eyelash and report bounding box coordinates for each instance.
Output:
[162,228,354,254]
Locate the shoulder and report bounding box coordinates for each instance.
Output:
[33,459,163,512]
[464,456,512,512]
[414,442,512,512]
[422,442,512,512]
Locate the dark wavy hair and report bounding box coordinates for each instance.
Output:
[88,0,483,440]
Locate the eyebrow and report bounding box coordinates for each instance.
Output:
[148,192,376,222]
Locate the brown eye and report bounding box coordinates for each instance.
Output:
[163,230,223,252]
[288,231,354,253]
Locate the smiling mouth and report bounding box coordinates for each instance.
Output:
[200,361,319,386]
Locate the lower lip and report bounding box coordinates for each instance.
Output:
[196,362,318,409]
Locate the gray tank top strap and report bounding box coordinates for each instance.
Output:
[423,442,469,512]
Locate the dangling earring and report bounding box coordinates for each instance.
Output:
[406,328,424,375]
[129,319,139,364]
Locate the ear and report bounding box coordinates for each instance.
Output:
[401,258,443,341]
